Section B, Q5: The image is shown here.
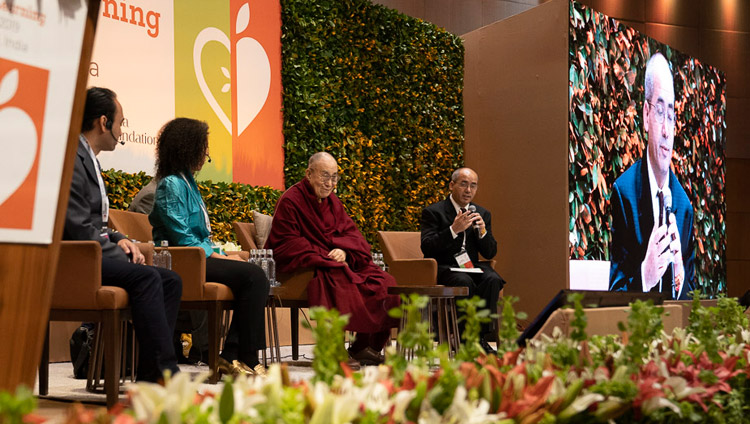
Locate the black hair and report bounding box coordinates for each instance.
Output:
[81,87,117,132]
[154,118,210,180]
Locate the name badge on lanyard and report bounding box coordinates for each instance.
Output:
[81,135,109,228]
[454,248,474,268]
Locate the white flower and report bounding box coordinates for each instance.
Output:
[127,371,213,424]
[642,396,681,416]
[663,376,706,401]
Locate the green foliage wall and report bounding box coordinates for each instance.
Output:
[280,0,464,244]
[568,1,727,295]
[102,170,280,244]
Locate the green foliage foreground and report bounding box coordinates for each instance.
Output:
[6,293,750,423]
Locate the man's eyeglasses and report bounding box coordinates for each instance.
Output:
[646,100,675,126]
[457,181,478,191]
[317,171,339,184]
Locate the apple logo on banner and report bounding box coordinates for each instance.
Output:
[0,68,38,206]
[193,2,271,135]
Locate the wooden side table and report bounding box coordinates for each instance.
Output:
[387,285,468,357]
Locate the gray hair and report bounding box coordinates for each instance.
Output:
[644,52,673,103]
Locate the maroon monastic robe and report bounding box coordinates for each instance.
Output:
[265,179,399,333]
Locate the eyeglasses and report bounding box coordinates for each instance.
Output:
[456,180,478,191]
[317,171,339,184]
[646,100,675,126]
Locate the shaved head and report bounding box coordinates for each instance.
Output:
[306,152,339,200]
[308,151,337,169]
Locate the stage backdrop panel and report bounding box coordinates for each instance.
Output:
[463,0,570,324]
[91,0,284,189]
[463,0,727,321]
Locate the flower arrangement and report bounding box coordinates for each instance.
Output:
[10,292,748,424]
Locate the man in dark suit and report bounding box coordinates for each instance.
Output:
[421,167,505,353]
[609,53,695,300]
[64,87,182,382]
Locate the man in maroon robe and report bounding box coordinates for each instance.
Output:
[266,152,399,364]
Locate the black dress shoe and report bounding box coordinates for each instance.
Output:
[348,347,384,366]
[479,337,497,356]
[344,357,361,371]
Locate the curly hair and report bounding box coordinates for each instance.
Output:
[154,118,209,180]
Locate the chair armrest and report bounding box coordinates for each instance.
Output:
[136,242,154,266]
[479,259,496,269]
[388,258,438,286]
[168,247,206,301]
[275,269,315,301]
[226,250,249,260]
[52,241,102,309]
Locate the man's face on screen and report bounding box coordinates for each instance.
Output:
[449,169,478,208]
[645,67,675,182]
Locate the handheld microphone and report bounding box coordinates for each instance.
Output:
[467,204,480,233]
[663,190,677,294]
[663,190,673,225]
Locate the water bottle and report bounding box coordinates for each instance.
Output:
[160,240,171,270]
[267,249,277,287]
[150,241,160,267]
[259,248,269,279]
[249,249,258,265]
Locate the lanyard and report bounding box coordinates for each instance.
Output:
[180,173,211,234]
[80,135,109,224]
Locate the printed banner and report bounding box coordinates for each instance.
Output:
[93,0,284,188]
[174,0,232,182]
[0,0,87,243]
[94,0,175,175]
[229,0,284,187]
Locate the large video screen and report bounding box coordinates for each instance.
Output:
[567,1,726,299]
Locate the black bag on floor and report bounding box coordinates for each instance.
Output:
[69,326,94,379]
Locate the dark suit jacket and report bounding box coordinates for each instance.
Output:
[420,198,497,273]
[609,159,695,299]
[63,138,128,262]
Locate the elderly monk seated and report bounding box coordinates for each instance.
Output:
[266,152,399,365]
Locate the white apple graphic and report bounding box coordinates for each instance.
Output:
[0,68,38,207]
[193,2,271,135]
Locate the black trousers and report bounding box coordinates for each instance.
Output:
[101,258,182,382]
[206,258,269,365]
[438,263,505,337]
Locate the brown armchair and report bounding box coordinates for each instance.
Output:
[233,221,314,360]
[377,231,501,355]
[377,231,497,285]
[377,231,438,285]
[39,241,129,407]
[108,209,234,383]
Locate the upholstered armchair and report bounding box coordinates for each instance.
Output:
[39,241,129,407]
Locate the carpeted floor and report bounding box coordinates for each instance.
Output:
[34,344,317,419]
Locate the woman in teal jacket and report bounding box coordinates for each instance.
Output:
[149,118,269,377]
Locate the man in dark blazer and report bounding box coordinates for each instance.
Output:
[421,167,505,353]
[64,87,182,382]
[609,53,695,300]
